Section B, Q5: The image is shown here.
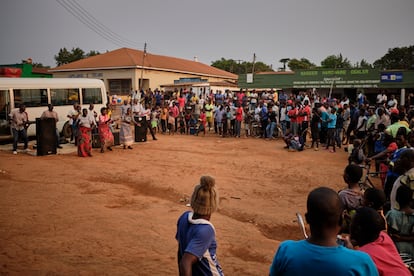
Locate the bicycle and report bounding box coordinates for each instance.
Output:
[273,124,284,139]
[358,160,383,191]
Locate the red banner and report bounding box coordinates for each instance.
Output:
[0,67,22,77]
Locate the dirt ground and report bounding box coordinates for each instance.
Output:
[0,133,379,275]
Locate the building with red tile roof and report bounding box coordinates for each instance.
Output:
[49,48,237,96]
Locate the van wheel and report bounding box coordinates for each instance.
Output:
[62,121,72,139]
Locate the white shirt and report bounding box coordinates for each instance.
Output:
[67,109,79,125]
[87,109,97,126]
[132,103,144,115]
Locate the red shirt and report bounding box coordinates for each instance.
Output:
[302,105,311,122]
[288,108,298,123]
[178,97,186,109]
[170,105,179,118]
[359,231,410,276]
[235,107,243,122]
[199,113,206,126]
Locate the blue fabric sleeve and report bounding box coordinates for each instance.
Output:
[185,225,214,259]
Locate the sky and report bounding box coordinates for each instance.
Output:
[1,0,414,69]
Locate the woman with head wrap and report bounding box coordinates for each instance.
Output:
[176,175,223,276]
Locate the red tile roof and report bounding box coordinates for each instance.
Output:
[50,48,237,80]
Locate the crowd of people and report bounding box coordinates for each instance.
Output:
[171,88,414,275]
[8,87,414,274]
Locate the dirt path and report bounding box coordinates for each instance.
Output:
[0,134,367,275]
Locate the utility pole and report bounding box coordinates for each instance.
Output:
[139,42,147,92]
[252,53,256,74]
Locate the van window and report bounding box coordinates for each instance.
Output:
[13,88,48,107]
[51,88,79,106]
[82,88,103,104]
[0,89,10,136]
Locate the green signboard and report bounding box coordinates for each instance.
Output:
[238,69,414,89]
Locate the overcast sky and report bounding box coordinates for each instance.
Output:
[1,0,413,69]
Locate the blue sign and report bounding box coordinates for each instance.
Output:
[381,72,403,82]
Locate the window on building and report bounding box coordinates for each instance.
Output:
[108,79,131,95]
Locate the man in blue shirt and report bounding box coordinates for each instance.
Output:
[325,107,337,153]
[269,187,378,276]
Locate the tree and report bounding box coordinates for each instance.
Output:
[320,54,351,68]
[54,47,100,66]
[373,45,414,70]
[253,61,273,73]
[211,58,273,74]
[287,58,316,70]
[32,63,50,69]
[354,59,372,69]
[86,50,100,58]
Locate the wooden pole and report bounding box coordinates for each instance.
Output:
[139,42,147,92]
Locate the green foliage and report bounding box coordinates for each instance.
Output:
[354,59,373,69]
[373,45,414,70]
[32,63,50,69]
[54,47,100,66]
[321,54,351,69]
[86,50,100,57]
[288,58,316,70]
[211,58,273,74]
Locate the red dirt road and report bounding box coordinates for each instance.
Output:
[0,134,363,275]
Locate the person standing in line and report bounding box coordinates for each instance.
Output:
[301,100,311,144]
[355,107,368,140]
[98,107,114,153]
[279,102,288,136]
[141,103,157,140]
[269,187,378,276]
[120,100,130,118]
[197,109,207,136]
[67,103,80,145]
[160,104,168,134]
[222,105,229,137]
[215,105,224,136]
[260,102,269,138]
[204,99,214,132]
[9,104,29,154]
[40,104,62,149]
[176,175,223,276]
[325,107,337,153]
[120,107,136,150]
[193,100,201,122]
[266,103,278,139]
[87,103,98,122]
[234,103,243,138]
[170,101,180,132]
[334,107,344,149]
[77,108,94,157]
[287,102,299,136]
[310,107,321,151]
